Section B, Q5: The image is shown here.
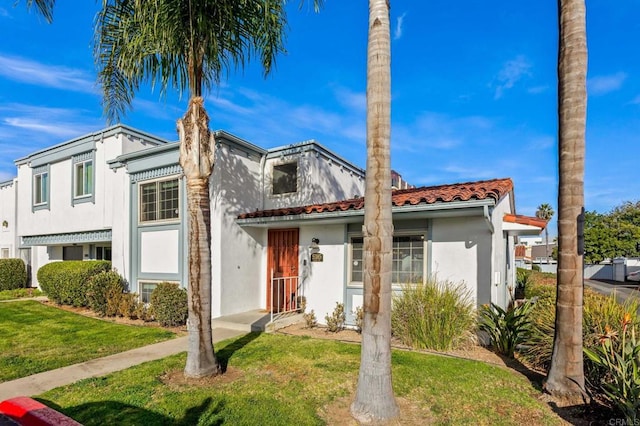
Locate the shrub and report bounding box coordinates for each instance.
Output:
[150,282,188,327]
[86,270,125,317]
[478,301,534,358]
[531,264,541,272]
[303,309,318,328]
[584,314,640,423]
[0,258,27,291]
[520,281,640,398]
[37,261,111,306]
[325,302,345,333]
[392,277,476,351]
[515,268,531,299]
[354,306,364,334]
[118,292,137,318]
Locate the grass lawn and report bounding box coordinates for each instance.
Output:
[0,301,176,382]
[39,333,563,425]
[0,288,43,301]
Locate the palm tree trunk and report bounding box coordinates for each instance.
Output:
[351,0,399,422]
[178,97,221,378]
[544,0,587,401]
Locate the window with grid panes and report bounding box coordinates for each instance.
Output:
[139,178,179,223]
[350,235,424,284]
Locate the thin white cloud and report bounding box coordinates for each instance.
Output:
[588,72,626,96]
[525,135,555,151]
[493,55,532,99]
[205,86,365,147]
[393,112,493,151]
[333,87,366,111]
[527,85,549,95]
[394,12,407,40]
[0,54,95,94]
[0,103,101,140]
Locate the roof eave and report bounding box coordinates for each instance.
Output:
[237,199,495,227]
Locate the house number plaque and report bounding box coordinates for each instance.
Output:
[311,253,324,262]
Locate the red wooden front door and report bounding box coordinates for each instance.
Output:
[267,228,299,311]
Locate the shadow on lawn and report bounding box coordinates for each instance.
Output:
[215,331,261,372]
[35,333,263,425]
[496,354,615,425]
[37,397,225,425]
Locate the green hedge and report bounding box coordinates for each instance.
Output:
[37,260,111,306]
[86,270,125,316]
[0,259,27,291]
[150,282,188,327]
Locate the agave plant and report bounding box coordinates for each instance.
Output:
[478,301,534,358]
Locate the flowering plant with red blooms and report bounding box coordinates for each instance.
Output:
[584,313,640,422]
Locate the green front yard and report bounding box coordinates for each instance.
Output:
[0,301,176,382]
[39,333,563,426]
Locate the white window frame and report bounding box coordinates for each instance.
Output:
[74,159,94,199]
[138,280,180,303]
[348,231,426,287]
[33,171,48,206]
[138,177,180,224]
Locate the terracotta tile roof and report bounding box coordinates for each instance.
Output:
[515,245,527,258]
[238,178,514,220]
[503,213,548,229]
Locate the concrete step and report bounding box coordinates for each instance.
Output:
[211,310,303,333]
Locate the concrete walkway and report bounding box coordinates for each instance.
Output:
[0,328,244,401]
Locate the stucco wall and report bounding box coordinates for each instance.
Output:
[263,148,365,210]
[211,142,265,317]
[299,225,347,324]
[0,182,16,257]
[430,215,492,307]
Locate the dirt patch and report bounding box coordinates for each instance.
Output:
[160,367,243,388]
[319,396,433,426]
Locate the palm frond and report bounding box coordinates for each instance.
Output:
[94,0,291,123]
[25,0,55,22]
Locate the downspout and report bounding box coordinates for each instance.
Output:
[259,153,267,210]
[483,205,495,234]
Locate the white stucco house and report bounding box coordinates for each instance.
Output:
[1,124,544,325]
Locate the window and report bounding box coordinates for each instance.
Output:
[272,162,298,195]
[33,172,48,205]
[139,281,179,303]
[1,248,9,258]
[140,282,157,303]
[96,246,112,261]
[140,178,180,223]
[350,235,425,284]
[74,160,93,198]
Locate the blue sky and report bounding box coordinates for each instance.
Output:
[1,1,640,237]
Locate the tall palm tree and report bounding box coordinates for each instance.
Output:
[350,0,399,422]
[94,0,294,378]
[544,0,587,401]
[536,203,555,263]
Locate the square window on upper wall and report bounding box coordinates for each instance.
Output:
[272,162,298,195]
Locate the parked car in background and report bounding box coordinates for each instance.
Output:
[627,270,640,282]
